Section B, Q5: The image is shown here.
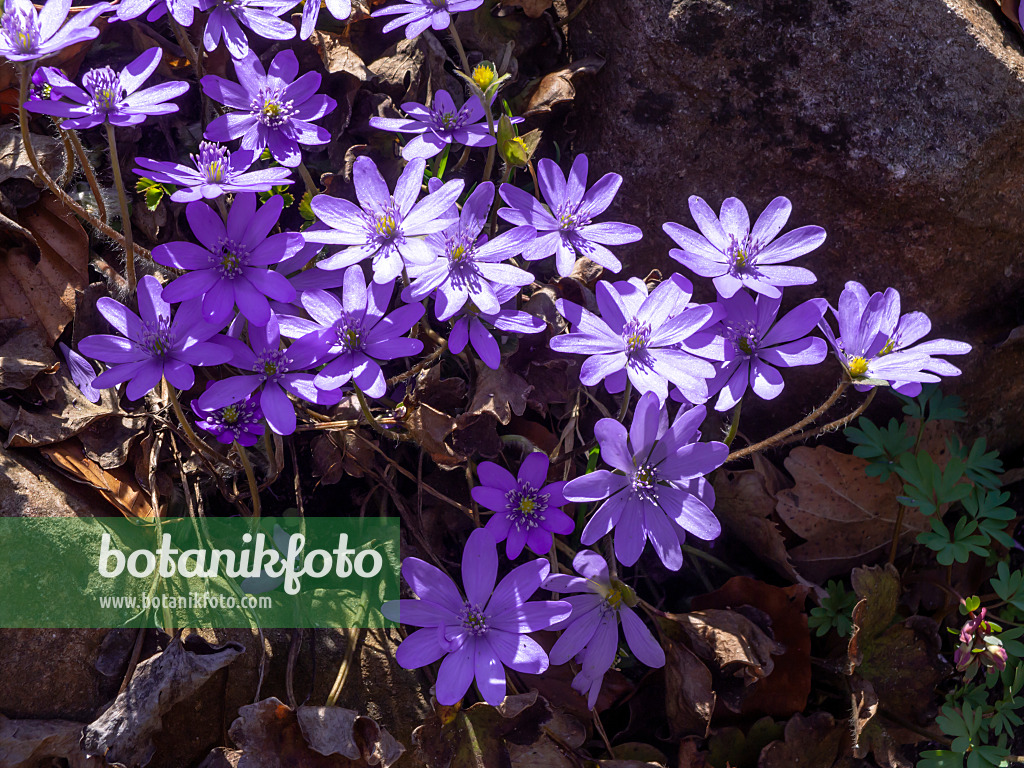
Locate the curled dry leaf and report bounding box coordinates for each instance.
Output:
[665,609,785,686]
[0,125,63,186]
[0,713,101,768]
[0,322,59,391]
[82,636,244,768]
[757,711,853,768]
[663,637,716,739]
[39,440,155,519]
[5,371,121,450]
[523,56,605,116]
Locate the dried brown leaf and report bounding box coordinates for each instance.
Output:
[523,56,605,116]
[465,358,532,425]
[6,371,122,449]
[311,31,374,80]
[0,713,101,768]
[758,712,853,768]
[0,322,58,391]
[500,0,553,17]
[663,637,716,738]
[0,125,63,187]
[666,609,785,687]
[39,440,155,519]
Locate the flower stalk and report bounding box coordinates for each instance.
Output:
[105,122,137,293]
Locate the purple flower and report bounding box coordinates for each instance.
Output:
[818,281,971,394]
[498,155,641,277]
[550,276,718,404]
[202,49,336,168]
[0,0,109,62]
[78,275,232,401]
[404,182,536,320]
[300,0,351,39]
[59,341,102,403]
[563,392,728,570]
[116,0,200,26]
[152,193,300,327]
[305,157,464,284]
[370,90,495,161]
[709,291,828,411]
[471,453,572,559]
[371,0,484,39]
[544,550,664,709]
[447,283,545,369]
[197,315,340,436]
[26,48,188,130]
[202,0,294,59]
[28,66,64,101]
[664,196,824,299]
[192,388,264,447]
[280,266,424,398]
[135,142,293,203]
[381,528,571,706]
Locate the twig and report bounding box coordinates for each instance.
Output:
[386,338,447,388]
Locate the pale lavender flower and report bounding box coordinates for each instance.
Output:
[0,0,109,62]
[192,388,264,447]
[370,90,495,161]
[403,181,536,320]
[135,143,293,203]
[279,266,424,399]
[471,453,572,559]
[59,341,102,403]
[300,0,351,39]
[202,0,294,59]
[708,290,828,411]
[305,156,464,284]
[202,49,336,168]
[28,66,63,101]
[545,550,664,710]
[381,528,571,706]
[116,0,201,26]
[78,275,231,401]
[818,281,971,394]
[563,392,727,570]
[152,193,301,327]
[498,154,641,277]
[26,47,188,130]
[550,276,718,404]
[447,283,546,369]
[372,0,484,39]
[664,196,824,299]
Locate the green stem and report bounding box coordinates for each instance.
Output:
[431,144,450,179]
[682,543,739,575]
[617,379,633,422]
[165,380,221,462]
[723,399,743,447]
[235,440,261,519]
[105,121,137,293]
[447,19,471,75]
[354,385,411,441]
[297,162,317,195]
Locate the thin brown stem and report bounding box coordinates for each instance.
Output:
[235,440,261,519]
[105,122,137,293]
[778,387,878,448]
[386,338,447,388]
[63,125,106,221]
[887,505,907,565]
[165,381,226,465]
[354,385,412,441]
[56,126,74,186]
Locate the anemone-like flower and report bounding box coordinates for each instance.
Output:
[202,0,294,59]
[498,154,641,277]
[78,275,231,401]
[818,281,971,394]
[447,283,546,369]
[563,392,727,570]
[116,0,199,26]
[25,47,188,130]
[152,193,301,327]
[305,156,465,284]
[0,0,109,63]
[708,290,828,411]
[28,66,63,101]
[369,90,495,160]
[135,143,293,203]
[550,275,718,404]
[59,341,102,403]
[192,388,265,447]
[279,266,424,399]
[197,316,341,436]
[299,0,351,39]
[202,49,336,168]
[664,196,824,299]
[371,0,484,39]
[471,453,572,559]
[545,550,664,710]
[403,182,536,320]
[381,528,571,706]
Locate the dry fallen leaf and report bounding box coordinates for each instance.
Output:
[666,609,785,688]
[5,371,122,450]
[757,711,855,768]
[0,713,101,768]
[523,56,605,117]
[663,637,716,739]
[0,125,63,186]
[39,440,155,519]
[0,321,59,391]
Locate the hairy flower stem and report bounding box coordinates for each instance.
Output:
[55,126,74,186]
[725,380,849,462]
[62,124,107,221]
[526,160,542,201]
[617,379,633,422]
[778,386,877,449]
[354,385,411,441]
[447,19,471,75]
[723,399,743,447]
[234,440,261,519]
[105,122,138,293]
[297,161,317,195]
[165,381,224,464]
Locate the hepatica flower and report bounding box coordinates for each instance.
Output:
[202,0,294,59]
[59,342,102,403]
[710,291,828,411]
[563,392,728,570]
[550,276,717,404]
[152,193,301,327]
[381,528,571,706]
[664,196,824,299]
[0,0,109,62]
[300,0,351,39]
[498,155,641,277]
[117,0,199,26]
[404,181,537,320]
[545,550,664,710]
[447,283,546,369]
[202,49,336,168]
[135,143,293,203]
[26,48,188,129]
[819,281,970,393]
[192,389,264,447]
[281,265,424,398]
[471,453,572,559]
[305,157,464,284]
[370,90,495,161]
[372,0,484,39]
[79,275,231,401]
